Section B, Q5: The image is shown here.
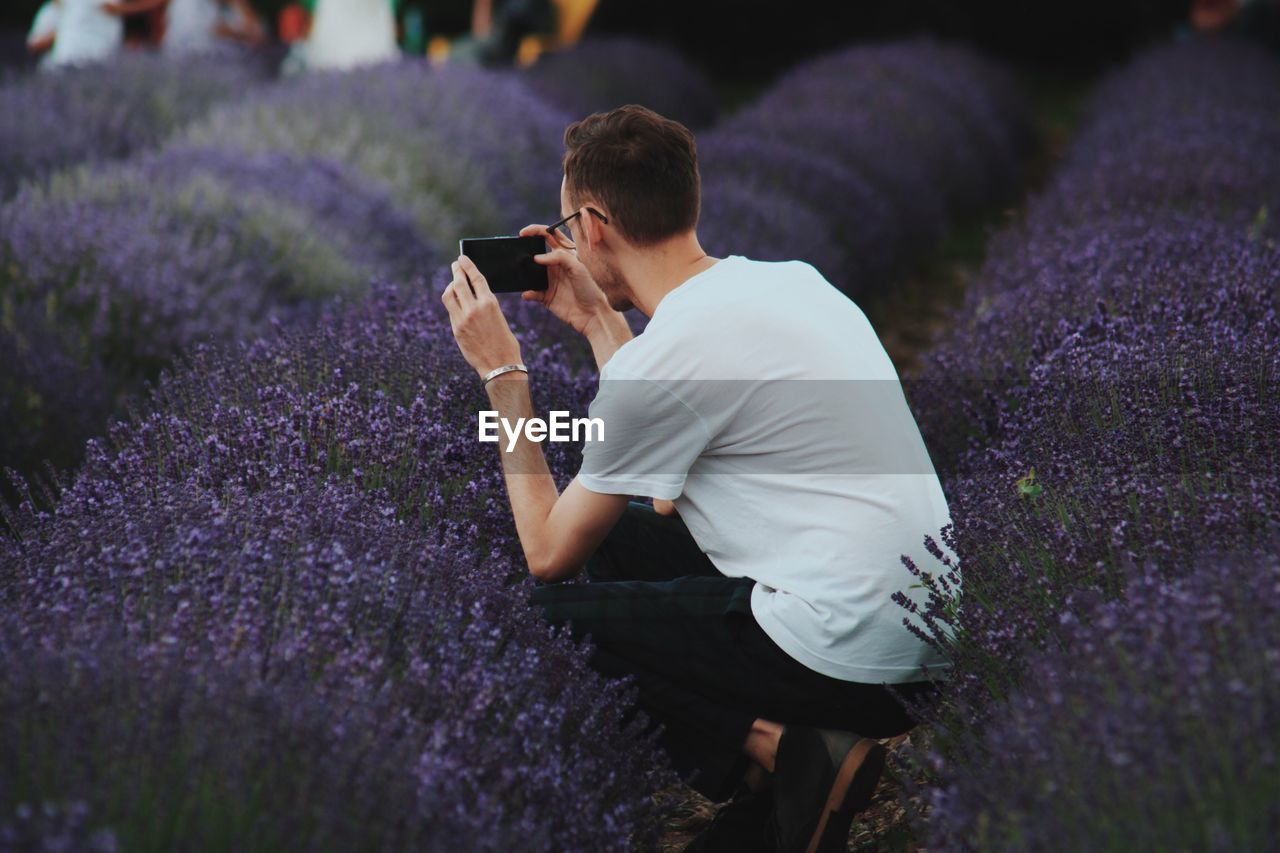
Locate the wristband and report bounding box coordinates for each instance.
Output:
[481,363,528,386]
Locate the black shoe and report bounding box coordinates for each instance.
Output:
[767,726,886,853]
[682,785,776,853]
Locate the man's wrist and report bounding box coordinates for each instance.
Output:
[484,369,529,387]
[479,362,528,385]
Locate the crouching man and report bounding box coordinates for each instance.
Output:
[441,104,957,853]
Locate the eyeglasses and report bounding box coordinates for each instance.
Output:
[546,206,609,246]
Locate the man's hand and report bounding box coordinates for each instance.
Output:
[442,256,524,377]
[518,224,634,372]
[653,499,678,517]
[518,224,613,337]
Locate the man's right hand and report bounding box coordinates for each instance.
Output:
[518,224,613,337]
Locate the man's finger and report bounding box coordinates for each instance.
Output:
[519,224,550,239]
[534,248,573,266]
[457,255,493,298]
[450,261,477,302]
[441,281,462,316]
[522,290,547,303]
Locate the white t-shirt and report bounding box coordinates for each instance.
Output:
[305,0,398,71]
[578,255,958,684]
[164,0,235,55]
[45,0,122,68]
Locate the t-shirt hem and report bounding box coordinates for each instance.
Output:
[750,596,952,684]
[576,472,683,501]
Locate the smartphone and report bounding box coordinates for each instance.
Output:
[458,235,549,293]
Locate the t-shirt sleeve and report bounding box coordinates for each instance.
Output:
[29,4,59,41]
[577,373,709,500]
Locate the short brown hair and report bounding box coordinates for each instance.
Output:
[562,105,700,246]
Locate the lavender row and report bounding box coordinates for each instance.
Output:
[921,548,1280,851]
[183,62,572,245]
[0,285,672,850]
[699,38,1033,300]
[1,60,588,482]
[0,144,436,481]
[1032,38,1280,229]
[0,51,271,200]
[898,37,1280,849]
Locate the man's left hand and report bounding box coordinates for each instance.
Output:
[442,255,524,378]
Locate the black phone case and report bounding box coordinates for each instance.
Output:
[459,236,549,293]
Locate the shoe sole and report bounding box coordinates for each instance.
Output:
[803,738,886,853]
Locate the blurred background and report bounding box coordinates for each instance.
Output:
[4,0,1280,82]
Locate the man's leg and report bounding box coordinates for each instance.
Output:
[531,573,761,801]
[530,573,935,803]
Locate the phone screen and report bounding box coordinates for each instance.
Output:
[458,236,549,293]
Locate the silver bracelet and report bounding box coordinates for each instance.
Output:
[481,363,528,386]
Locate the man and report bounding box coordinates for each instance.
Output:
[441,105,956,853]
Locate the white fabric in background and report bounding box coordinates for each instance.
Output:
[45,0,122,68]
[164,0,235,55]
[305,0,398,71]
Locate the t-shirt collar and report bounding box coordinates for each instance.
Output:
[648,255,738,323]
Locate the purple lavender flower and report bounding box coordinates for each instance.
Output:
[184,61,570,242]
[697,132,903,296]
[0,285,670,851]
[919,548,1280,851]
[0,51,268,199]
[892,40,1280,844]
[0,146,436,482]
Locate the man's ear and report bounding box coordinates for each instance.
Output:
[582,205,606,251]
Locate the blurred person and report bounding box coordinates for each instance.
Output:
[440,105,953,853]
[163,0,265,54]
[1183,0,1280,47]
[27,0,60,64]
[42,0,165,68]
[303,0,400,70]
[1191,0,1248,31]
[463,0,552,65]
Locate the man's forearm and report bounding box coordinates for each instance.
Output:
[581,308,634,372]
[484,373,561,569]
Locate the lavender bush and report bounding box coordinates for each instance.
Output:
[911,211,1280,471]
[696,134,902,294]
[920,548,1280,851]
[895,37,1280,846]
[0,285,670,850]
[0,147,434,480]
[711,39,1030,298]
[0,476,670,851]
[1031,37,1280,228]
[184,62,570,244]
[62,283,594,560]
[523,37,720,129]
[0,51,268,200]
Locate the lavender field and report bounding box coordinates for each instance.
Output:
[1,32,1277,852]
